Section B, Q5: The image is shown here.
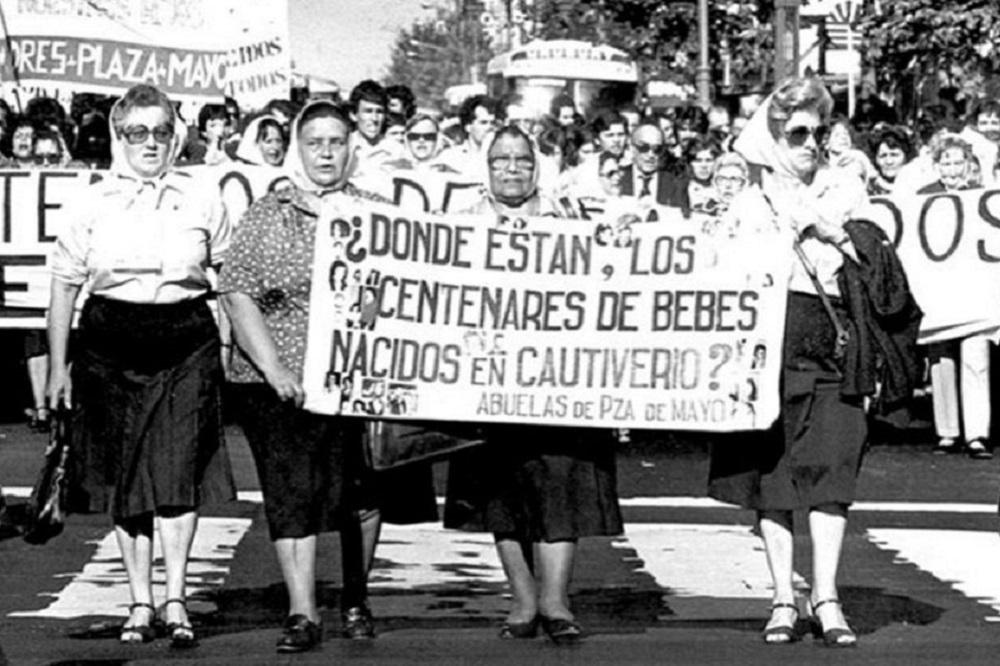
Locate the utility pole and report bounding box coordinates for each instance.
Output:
[773,0,801,83]
[696,0,711,109]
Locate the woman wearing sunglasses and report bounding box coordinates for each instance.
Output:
[47,84,236,649]
[707,77,921,648]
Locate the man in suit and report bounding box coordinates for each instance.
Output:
[620,121,689,211]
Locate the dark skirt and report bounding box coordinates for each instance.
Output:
[232,384,438,540]
[70,296,235,521]
[444,425,623,542]
[707,292,868,511]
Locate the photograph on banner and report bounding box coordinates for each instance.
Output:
[301,200,791,432]
[0,0,289,106]
[860,188,1000,343]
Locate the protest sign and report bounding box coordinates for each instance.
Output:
[0,0,289,108]
[301,201,791,431]
[859,188,1000,343]
[0,164,280,327]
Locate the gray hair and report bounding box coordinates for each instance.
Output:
[110,84,175,132]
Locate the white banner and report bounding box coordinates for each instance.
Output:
[859,188,1000,343]
[0,0,289,108]
[302,201,791,431]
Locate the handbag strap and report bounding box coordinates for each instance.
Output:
[762,192,850,350]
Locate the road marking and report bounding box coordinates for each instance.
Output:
[616,524,808,603]
[868,528,1000,622]
[371,523,505,591]
[8,517,252,619]
[4,488,997,514]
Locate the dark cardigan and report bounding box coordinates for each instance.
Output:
[836,219,923,415]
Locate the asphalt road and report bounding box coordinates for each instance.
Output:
[1,421,999,665]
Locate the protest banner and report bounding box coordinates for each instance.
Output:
[859,188,1000,343]
[0,0,290,108]
[301,201,791,431]
[355,168,483,214]
[0,163,281,327]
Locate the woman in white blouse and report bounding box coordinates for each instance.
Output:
[47,84,234,649]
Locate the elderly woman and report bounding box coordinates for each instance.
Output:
[707,77,921,648]
[694,151,750,235]
[219,100,436,654]
[235,114,287,167]
[917,135,993,459]
[445,125,623,644]
[47,84,235,648]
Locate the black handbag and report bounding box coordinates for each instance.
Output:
[23,409,72,545]
[363,420,484,471]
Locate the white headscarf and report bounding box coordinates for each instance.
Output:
[284,99,357,195]
[235,114,284,166]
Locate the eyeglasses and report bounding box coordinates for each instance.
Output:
[488,155,534,171]
[32,154,60,166]
[633,142,665,154]
[785,125,828,147]
[119,124,174,145]
[714,175,746,187]
[406,132,437,142]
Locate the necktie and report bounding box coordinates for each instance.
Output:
[640,174,652,197]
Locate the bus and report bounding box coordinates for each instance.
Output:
[486,39,639,118]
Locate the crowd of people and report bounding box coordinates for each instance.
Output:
[0,70,991,653]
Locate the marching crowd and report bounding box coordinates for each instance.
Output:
[0,72,992,653]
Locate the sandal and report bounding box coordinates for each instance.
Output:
[163,598,196,649]
[120,602,156,644]
[499,615,539,639]
[539,615,583,645]
[762,602,799,644]
[810,599,857,648]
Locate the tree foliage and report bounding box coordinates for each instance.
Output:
[859,0,1000,95]
[383,7,493,110]
[531,0,775,93]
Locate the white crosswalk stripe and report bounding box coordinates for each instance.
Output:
[5,490,1000,621]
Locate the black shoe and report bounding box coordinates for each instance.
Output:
[163,598,196,649]
[341,604,376,639]
[933,437,958,455]
[967,439,993,460]
[539,615,582,645]
[499,615,539,639]
[276,614,322,653]
[120,602,157,644]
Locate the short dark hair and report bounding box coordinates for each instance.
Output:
[385,84,416,119]
[968,99,1000,125]
[255,116,286,144]
[458,94,499,129]
[349,80,388,111]
[868,124,916,161]
[296,102,354,138]
[682,135,722,164]
[197,103,227,133]
[549,93,576,119]
[591,109,627,136]
[385,112,407,130]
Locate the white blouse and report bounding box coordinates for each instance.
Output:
[51,170,231,304]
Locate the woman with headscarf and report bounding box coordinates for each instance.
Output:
[444,125,623,644]
[706,78,921,648]
[219,100,437,653]
[47,84,235,648]
[234,114,287,167]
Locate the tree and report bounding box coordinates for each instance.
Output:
[859,0,1000,108]
[383,6,494,110]
[531,0,776,94]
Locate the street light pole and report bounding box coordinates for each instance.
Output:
[774,0,800,84]
[696,0,712,109]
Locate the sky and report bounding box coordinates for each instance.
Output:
[288,0,437,93]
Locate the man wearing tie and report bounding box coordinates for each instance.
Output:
[620,121,689,212]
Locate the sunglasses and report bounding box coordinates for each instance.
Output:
[32,154,60,165]
[120,124,174,145]
[488,155,534,171]
[407,132,437,142]
[633,142,665,154]
[785,125,827,147]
